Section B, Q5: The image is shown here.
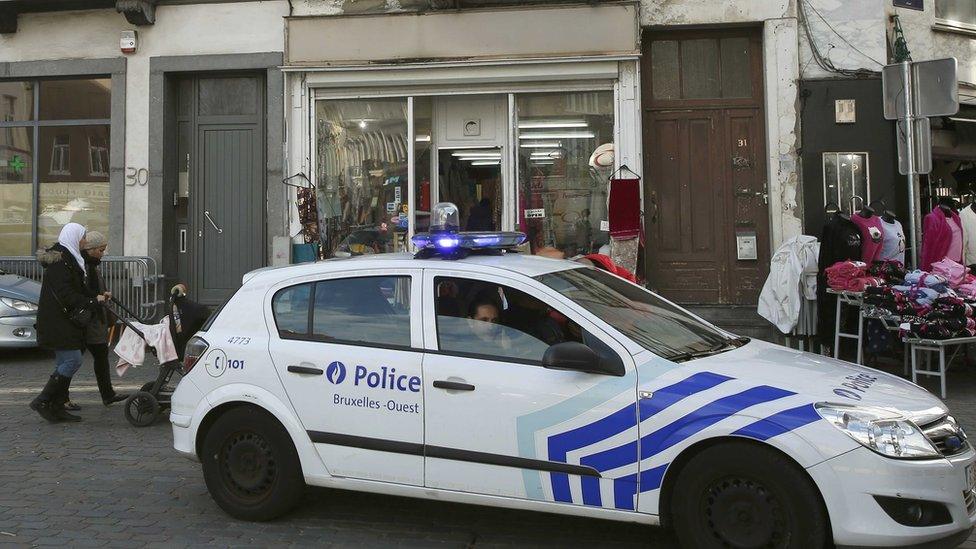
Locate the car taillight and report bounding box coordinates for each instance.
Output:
[182,336,209,374]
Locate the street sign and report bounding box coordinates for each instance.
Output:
[893,0,923,11]
[897,117,932,175]
[883,58,959,119]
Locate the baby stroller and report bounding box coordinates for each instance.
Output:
[107,288,209,427]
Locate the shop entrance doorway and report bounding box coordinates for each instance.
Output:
[437,148,503,231]
[641,28,770,305]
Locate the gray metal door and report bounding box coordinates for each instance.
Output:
[176,75,265,305]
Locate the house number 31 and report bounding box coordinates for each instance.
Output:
[737,139,748,147]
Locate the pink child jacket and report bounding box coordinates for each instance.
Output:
[921,207,962,272]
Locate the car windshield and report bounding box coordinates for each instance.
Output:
[535,268,741,361]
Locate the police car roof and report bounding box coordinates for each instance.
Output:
[241,252,581,286]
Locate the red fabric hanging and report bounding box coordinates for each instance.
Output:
[609,177,641,239]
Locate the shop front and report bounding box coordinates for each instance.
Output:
[283,3,642,263]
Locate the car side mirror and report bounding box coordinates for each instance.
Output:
[542,342,624,376]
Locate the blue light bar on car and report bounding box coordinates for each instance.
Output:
[412,231,527,251]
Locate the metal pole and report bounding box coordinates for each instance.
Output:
[902,60,919,269]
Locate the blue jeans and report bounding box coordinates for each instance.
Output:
[54,349,83,378]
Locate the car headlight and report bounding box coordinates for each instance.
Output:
[1,297,38,312]
[815,403,940,459]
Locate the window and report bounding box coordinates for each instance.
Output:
[88,134,109,177]
[0,78,112,251]
[272,284,312,337]
[517,91,615,257]
[535,267,733,360]
[823,152,869,212]
[434,276,586,363]
[314,98,408,258]
[936,0,976,31]
[649,36,754,101]
[49,134,70,175]
[272,276,412,348]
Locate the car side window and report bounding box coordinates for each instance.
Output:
[311,276,411,348]
[272,283,312,338]
[433,276,586,364]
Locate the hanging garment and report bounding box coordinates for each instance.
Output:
[850,213,885,264]
[114,316,179,376]
[960,205,976,266]
[816,213,863,347]
[758,235,819,334]
[608,177,641,239]
[879,218,906,264]
[920,207,962,271]
[949,216,964,264]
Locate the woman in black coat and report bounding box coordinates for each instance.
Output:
[79,232,127,407]
[29,223,107,423]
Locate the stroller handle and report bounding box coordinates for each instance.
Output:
[106,296,150,340]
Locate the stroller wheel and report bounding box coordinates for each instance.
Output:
[124,391,160,427]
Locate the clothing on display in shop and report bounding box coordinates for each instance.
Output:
[920,206,963,271]
[960,205,976,267]
[757,235,819,334]
[816,212,863,347]
[850,213,884,264]
[879,218,905,264]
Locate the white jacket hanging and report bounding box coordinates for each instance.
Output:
[758,235,820,334]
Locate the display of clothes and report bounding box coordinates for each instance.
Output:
[816,211,862,347]
[758,235,819,334]
[960,203,976,267]
[879,216,906,264]
[920,204,963,271]
[850,211,884,264]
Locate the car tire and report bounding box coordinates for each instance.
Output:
[670,441,829,549]
[201,406,304,521]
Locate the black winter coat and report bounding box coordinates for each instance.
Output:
[36,244,96,350]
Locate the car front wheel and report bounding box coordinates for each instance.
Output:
[670,441,829,549]
[201,406,304,521]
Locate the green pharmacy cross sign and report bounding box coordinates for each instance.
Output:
[8,155,25,175]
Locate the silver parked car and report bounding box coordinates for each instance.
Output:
[0,269,40,348]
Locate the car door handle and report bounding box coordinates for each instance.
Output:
[433,380,475,391]
[288,365,323,375]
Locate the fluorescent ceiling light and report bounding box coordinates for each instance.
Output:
[415,135,431,142]
[520,132,595,140]
[452,150,500,157]
[518,120,587,129]
[530,150,562,158]
[457,155,502,161]
[520,142,560,148]
[949,117,976,124]
[471,160,500,166]
[532,161,555,166]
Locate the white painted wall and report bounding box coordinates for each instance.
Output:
[796,0,887,79]
[0,2,288,256]
[641,0,804,249]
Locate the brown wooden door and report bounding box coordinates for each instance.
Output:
[642,27,769,305]
[644,108,769,304]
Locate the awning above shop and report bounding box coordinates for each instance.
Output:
[285,2,639,66]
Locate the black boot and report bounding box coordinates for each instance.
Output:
[29,373,62,423]
[91,344,127,406]
[51,374,81,422]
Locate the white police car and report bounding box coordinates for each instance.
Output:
[172,203,976,548]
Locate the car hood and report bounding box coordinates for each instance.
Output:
[0,273,42,303]
[687,339,947,425]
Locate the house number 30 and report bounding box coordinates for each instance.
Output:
[125,167,149,186]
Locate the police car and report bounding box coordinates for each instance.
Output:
[172,203,976,548]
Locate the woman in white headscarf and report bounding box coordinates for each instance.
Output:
[30,223,107,423]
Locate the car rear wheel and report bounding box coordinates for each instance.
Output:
[670,441,829,549]
[201,406,304,521]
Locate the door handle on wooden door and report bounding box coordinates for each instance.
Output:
[204,210,224,234]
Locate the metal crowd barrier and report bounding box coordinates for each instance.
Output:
[0,255,163,320]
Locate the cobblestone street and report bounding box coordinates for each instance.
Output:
[0,348,670,548]
[5,347,976,548]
